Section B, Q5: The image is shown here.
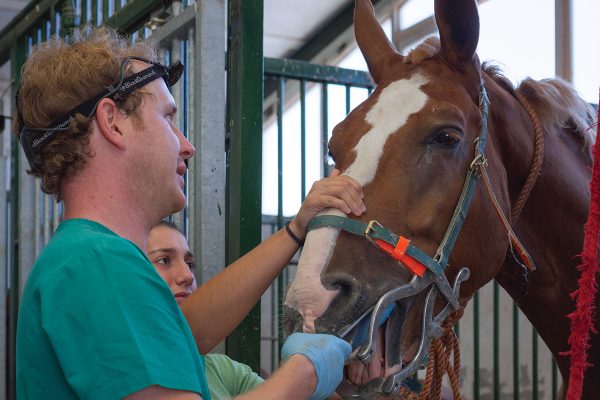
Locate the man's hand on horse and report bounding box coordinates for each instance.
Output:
[292,169,365,237]
[281,332,352,400]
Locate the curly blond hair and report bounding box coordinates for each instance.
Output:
[14,26,159,200]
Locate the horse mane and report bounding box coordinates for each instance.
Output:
[402,38,597,148]
[485,63,597,149]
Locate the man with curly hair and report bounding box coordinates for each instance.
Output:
[15,27,365,399]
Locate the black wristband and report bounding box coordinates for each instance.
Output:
[285,221,305,246]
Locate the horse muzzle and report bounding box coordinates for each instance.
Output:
[332,266,469,398]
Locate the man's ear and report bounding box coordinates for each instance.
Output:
[95,98,127,150]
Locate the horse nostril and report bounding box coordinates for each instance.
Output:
[323,272,362,310]
[313,272,363,334]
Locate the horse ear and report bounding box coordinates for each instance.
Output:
[354,0,402,83]
[435,0,480,68]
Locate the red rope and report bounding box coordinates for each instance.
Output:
[563,92,600,400]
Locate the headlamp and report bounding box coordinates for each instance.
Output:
[16,56,183,172]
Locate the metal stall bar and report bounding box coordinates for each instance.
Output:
[264,58,373,88]
[104,0,165,33]
[7,31,27,400]
[533,331,539,400]
[277,77,285,231]
[0,79,10,400]
[226,0,264,372]
[321,82,329,177]
[473,290,480,400]
[300,79,307,200]
[494,281,500,400]
[514,302,520,400]
[345,84,351,115]
[169,6,184,231]
[552,358,558,399]
[555,0,573,82]
[276,76,285,357]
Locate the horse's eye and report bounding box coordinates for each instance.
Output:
[431,129,462,147]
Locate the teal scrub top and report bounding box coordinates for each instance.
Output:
[17,219,212,400]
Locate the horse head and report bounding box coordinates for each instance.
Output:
[284,0,596,397]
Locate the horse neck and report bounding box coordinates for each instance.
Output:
[490,84,596,382]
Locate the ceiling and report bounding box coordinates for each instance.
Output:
[264,0,349,58]
[0,0,29,83]
[0,0,26,31]
[0,0,354,83]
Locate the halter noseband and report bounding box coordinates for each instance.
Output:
[307,81,536,398]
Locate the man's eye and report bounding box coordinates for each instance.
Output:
[186,261,196,271]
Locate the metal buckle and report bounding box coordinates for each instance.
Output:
[469,153,488,175]
[364,220,383,244]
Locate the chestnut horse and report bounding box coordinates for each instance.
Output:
[283,0,598,398]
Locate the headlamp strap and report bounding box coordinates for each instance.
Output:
[20,64,170,154]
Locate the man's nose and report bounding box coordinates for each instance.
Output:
[176,128,196,159]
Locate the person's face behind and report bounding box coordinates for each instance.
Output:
[147,225,197,303]
[125,60,196,219]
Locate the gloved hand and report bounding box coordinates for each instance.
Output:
[281,332,351,400]
[351,303,396,349]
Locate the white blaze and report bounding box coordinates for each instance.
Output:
[285,74,429,332]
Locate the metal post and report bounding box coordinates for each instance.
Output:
[187,0,226,284]
[300,79,307,200]
[0,80,10,400]
[493,281,499,400]
[226,0,263,372]
[555,0,573,81]
[321,83,329,177]
[8,35,27,400]
[473,291,480,400]
[276,76,284,358]
[513,302,520,400]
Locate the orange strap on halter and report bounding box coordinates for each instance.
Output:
[374,237,428,277]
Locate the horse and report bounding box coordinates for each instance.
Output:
[283,0,598,398]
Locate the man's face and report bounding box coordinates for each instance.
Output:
[124,61,195,219]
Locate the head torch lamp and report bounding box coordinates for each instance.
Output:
[16,56,183,173]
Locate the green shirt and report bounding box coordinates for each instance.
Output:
[17,219,211,400]
[204,354,263,399]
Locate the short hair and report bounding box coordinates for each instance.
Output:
[14,25,159,200]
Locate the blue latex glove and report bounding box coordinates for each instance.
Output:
[281,332,352,400]
[351,303,396,350]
